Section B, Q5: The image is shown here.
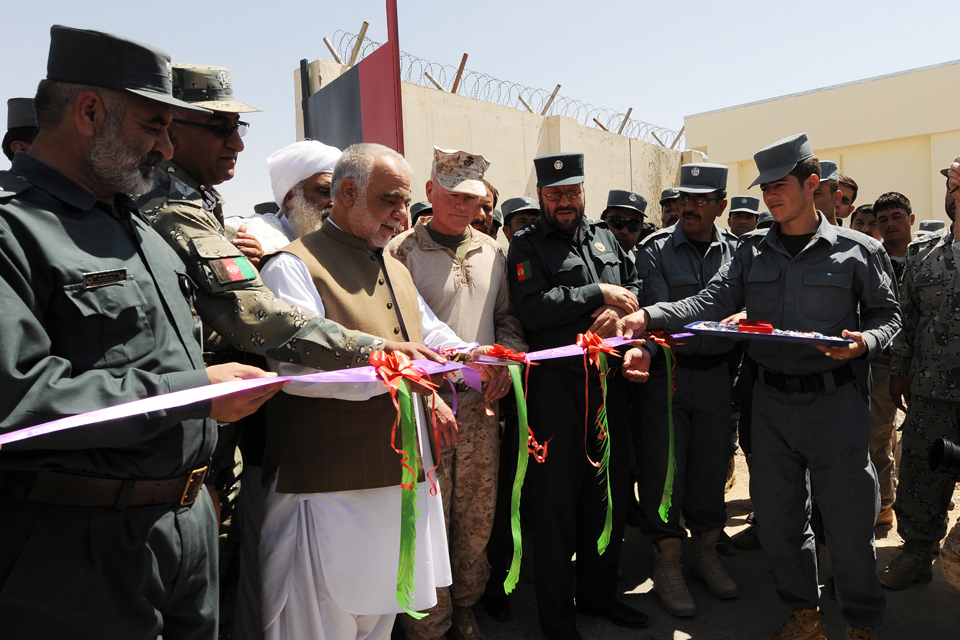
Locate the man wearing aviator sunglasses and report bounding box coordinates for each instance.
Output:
[600,189,648,255]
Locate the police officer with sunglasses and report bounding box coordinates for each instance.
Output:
[600,189,648,256]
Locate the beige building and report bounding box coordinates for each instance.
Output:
[685,60,960,225]
[296,59,699,226]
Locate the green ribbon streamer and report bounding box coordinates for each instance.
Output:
[595,352,613,555]
[395,379,426,619]
[657,345,677,522]
[504,364,529,595]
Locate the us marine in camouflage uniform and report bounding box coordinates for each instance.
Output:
[882,166,960,590]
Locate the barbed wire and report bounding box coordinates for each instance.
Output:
[330,30,685,149]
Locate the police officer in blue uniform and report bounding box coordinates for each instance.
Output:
[508,152,649,639]
[619,133,900,640]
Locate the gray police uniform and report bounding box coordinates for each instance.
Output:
[636,222,738,541]
[645,213,899,627]
[889,228,960,542]
[0,153,218,638]
[508,212,640,637]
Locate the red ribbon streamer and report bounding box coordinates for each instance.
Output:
[576,331,621,467]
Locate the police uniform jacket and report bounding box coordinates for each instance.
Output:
[647,213,900,376]
[508,216,641,352]
[137,160,382,368]
[638,223,739,357]
[0,153,213,478]
[889,228,960,402]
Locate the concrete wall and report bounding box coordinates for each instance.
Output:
[295,58,694,226]
[685,60,960,224]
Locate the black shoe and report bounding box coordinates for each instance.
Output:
[716,529,737,556]
[479,588,512,622]
[577,600,650,628]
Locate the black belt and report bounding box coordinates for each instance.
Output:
[758,363,855,394]
[0,467,209,510]
[675,352,729,371]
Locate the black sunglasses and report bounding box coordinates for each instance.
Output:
[173,119,249,140]
[605,215,642,232]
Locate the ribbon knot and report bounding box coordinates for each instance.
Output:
[370,351,438,393]
[485,344,529,363]
[576,331,620,368]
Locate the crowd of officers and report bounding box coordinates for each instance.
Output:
[1,23,959,640]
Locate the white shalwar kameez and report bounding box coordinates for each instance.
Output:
[259,250,468,640]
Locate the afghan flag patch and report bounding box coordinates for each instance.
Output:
[210,256,257,285]
[516,260,533,282]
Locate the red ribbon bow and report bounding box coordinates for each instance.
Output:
[484,344,529,363]
[576,331,621,368]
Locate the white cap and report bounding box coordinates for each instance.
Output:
[268,140,342,207]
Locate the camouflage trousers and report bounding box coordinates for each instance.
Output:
[400,388,499,640]
[895,396,960,542]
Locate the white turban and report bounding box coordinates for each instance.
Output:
[267,140,342,207]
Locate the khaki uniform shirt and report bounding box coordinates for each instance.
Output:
[389,222,526,351]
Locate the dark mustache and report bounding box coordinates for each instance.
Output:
[140,151,163,169]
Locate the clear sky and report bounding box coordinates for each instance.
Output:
[2,0,958,214]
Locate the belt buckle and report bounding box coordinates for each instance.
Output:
[180,466,209,506]
[784,377,802,393]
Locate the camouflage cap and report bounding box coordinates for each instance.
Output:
[7,98,37,130]
[172,64,263,113]
[431,146,490,197]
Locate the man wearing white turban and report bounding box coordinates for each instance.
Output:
[225,140,343,255]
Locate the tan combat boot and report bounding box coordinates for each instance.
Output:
[878,539,934,589]
[653,538,696,617]
[846,625,876,640]
[690,528,738,598]
[761,608,827,640]
[449,605,486,640]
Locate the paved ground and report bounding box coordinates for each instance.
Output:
[476,449,960,640]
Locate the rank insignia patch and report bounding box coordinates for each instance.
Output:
[210,256,257,285]
[594,242,606,252]
[516,260,533,282]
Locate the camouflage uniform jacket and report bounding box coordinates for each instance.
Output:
[889,228,960,401]
[136,159,383,368]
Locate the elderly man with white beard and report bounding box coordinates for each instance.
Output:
[224,140,341,255]
[258,142,500,640]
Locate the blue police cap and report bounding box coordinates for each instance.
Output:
[819,161,839,183]
[730,196,760,214]
[603,189,647,217]
[659,187,680,204]
[534,153,584,188]
[757,210,774,228]
[676,163,728,194]
[47,25,208,113]
[749,133,814,188]
[7,98,37,130]
[410,200,432,224]
[492,208,503,227]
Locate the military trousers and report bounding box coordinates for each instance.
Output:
[401,388,499,640]
[751,377,885,628]
[637,360,731,542]
[524,365,630,638]
[0,489,218,639]
[869,360,898,519]
[234,464,266,640]
[895,396,960,542]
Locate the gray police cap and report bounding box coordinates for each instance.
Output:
[492,208,503,227]
[46,25,207,113]
[757,210,774,228]
[604,189,647,216]
[7,98,37,130]
[730,196,760,214]
[819,161,839,184]
[749,133,814,188]
[940,154,960,177]
[659,187,680,204]
[917,219,946,234]
[501,196,539,221]
[676,163,728,194]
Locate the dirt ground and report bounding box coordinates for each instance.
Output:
[477,432,960,640]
